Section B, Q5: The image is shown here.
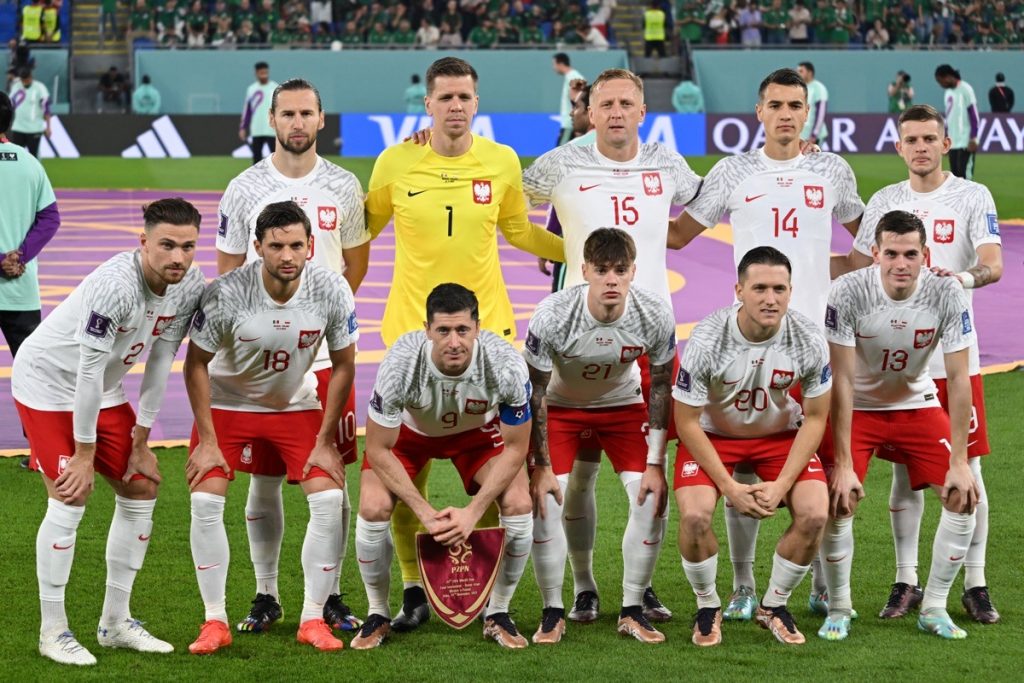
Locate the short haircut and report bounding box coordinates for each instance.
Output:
[426,283,479,324]
[935,64,959,79]
[271,77,322,112]
[254,200,311,242]
[758,68,807,100]
[18,66,31,79]
[898,103,945,131]
[411,73,420,84]
[255,61,269,71]
[142,74,151,85]
[584,228,636,266]
[875,209,927,247]
[425,56,478,94]
[737,246,792,280]
[591,68,645,98]
[553,52,570,67]
[0,92,12,134]
[798,61,815,75]
[142,197,202,232]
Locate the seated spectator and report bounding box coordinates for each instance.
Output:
[788,0,812,44]
[258,0,280,34]
[341,20,363,45]
[211,1,233,30]
[520,18,545,45]
[576,20,609,49]
[495,19,520,45]
[211,15,236,47]
[128,0,155,43]
[96,66,129,113]
[947,21,968,45]
[235,0,258,32]
[415,18,440,48]
[866,18,889,48]
[132,74,161,114]
[440,1,462,36]
[313,21,335,46]
[468,16,498,48]
[269,18,293,46]
[438,20,463,47]
[392,18,417,45]
[292,17,313,46]
[894,19,919,47]
[155,0,184,42]
[236,19,262,45]
[368,21,390,45]
[926,21,946,46]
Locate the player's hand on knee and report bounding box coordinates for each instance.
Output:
[530,466,562,519]
[638,465,668,518]
[123,443,163,485]
[55,457,95,506]
[827,467,863,518]
[749,480,785,513]
[941,463,979,514]
[185,443,229,490]
[303,442,346,487]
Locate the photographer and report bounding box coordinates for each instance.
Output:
[888,70,914,113]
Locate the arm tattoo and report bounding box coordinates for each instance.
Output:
[528,365,552,467]
[966,263,994,287]
[648,361,673,431]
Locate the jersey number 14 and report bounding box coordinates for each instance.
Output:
[772,208,799,238]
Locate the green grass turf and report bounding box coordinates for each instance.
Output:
[2,371,1022,681]
[40,154,1024,218]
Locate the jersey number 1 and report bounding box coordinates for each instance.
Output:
[445,205,453,237]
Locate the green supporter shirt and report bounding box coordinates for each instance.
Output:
[862,0,886,22]
[763,8,788,31]
[404,83,426,113]
[131,8,154,31]
[367,28,390,44]
[520,26,543,43]
[391,29,416,44]
[132,83,162,114]
[341,31,362,44]
[234,9,257,30]
[468,26,497,47]
[0,141,56,310]
[679,9,704,41]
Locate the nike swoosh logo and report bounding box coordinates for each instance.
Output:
[888,507,906,512]
[807,466,823,473]
[722,378,742,385]
[197,563,221,571]
[52,542,74,550]
[949,555,965,561]
[238,336,261,342]
[562,353,584,359]
[245,515,265,521]
[533,538,552,545]
[564,515,586,522]
[825,555,847,563]
[774,588,787,596]
[357,558,375,564]
[507,551,530,558]
[138,534,151,541]
[642,539,660,546]
[117,327,136,333]
[744,194,766,203]
[578,184,600,192]
[855,333,877,339]
[322,564,338,572]
[407,189,429,197]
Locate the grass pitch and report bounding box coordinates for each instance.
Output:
[2,371,1022,681]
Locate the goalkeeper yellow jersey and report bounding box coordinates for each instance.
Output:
[366,134,563,346]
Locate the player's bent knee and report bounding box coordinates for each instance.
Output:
[300,476,341,496]
[498,485,532,517]
[357,472,395,521]
[679,505,715,539]
[192,476,230,497]
[110,475,159,500]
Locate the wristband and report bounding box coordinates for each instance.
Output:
[646,428,667,466]
[957,271,975,289]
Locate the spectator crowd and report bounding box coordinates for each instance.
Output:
[121,0,616,49]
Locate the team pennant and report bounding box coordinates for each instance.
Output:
[416,527,506,629]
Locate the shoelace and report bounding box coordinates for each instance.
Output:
[643,588,664,608]
[971,588,994,611]
[541,609,564,632]
[694,608,718,635]
[57,631,86,653]
[769,607,798,633]
[888,583,912,605]
[359,614,390,637]
[574,591,597,611]
[488,613,520,636]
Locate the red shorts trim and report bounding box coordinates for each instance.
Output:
[673,430,827,491]
[548,403,648,476]
[189,409,327,484]
[361,420,504,495]
[16,400,139,482]
[237,368,357,476]
[638,351,680,441]
[821,407,953,490]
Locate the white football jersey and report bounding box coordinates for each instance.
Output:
[686,149,864,325]
[673,305,831,438]
[826,266,974,410]
[522,142,702,307]
[853,174,1000,378]
[190,260,358,412]
[524,284,676,409]
[12,251,205,411]
[218,156,367,370]
[369,330,531,437]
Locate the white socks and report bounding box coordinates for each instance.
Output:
[190,492,229,624]
[889,463,924,586]
[762,552,811,609]
[964,457,988,590]
[245,474,285,599]
[101,496,156,627]
[487,513,533,616]
[922,508,975,612]
[564,460,599,596]
[300,489,344,623]
[355,516,393,618]
[335,482,351,595]
[621,473,662,607]
[725,469,760,592]
[532,476,569,609]
[36,498,85,634]
[682,554,720,609]
[820,516,854,616]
